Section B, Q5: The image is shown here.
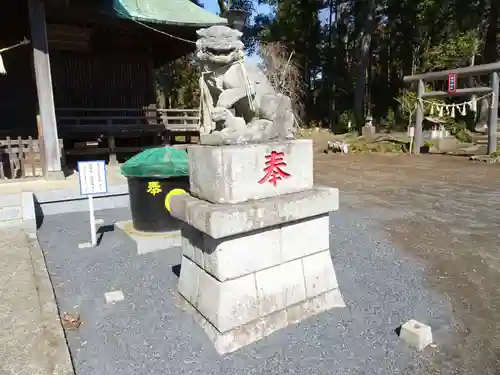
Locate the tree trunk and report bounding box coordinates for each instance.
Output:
[483,2,499,63]
[353,0,376,131]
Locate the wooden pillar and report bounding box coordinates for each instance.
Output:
[488,71,499,155]
[28,0,64,179]
[413,79,425,155]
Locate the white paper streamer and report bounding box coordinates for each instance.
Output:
[438,104,444,117]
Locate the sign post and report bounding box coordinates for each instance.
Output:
[447,73,457,94]
[77,160,108,248]
[408,126,415,154]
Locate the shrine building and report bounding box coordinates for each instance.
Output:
[0,0,225,179]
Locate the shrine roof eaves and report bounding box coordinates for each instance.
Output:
[111,0,227,27]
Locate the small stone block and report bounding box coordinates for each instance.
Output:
[78,242,94,249]
[399,319,433,350]
[188,140,313,204]
[105,290,124,303]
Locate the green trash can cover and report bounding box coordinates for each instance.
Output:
[120,147,189,178]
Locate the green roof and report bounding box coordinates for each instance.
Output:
[112,0,227,27]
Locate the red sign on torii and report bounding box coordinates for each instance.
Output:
[448,73,457,94]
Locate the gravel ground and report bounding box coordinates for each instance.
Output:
[37,204,457,375]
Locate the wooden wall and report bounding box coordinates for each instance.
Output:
[51,51,156,109]
[0,0,196,139]
[0,45,39,138]
[0,1,38,137]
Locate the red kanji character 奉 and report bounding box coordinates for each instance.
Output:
[258,151,291,187]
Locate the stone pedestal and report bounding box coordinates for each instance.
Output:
[189,139,313,204]
[170,140,345,354]
[362,124,376,137]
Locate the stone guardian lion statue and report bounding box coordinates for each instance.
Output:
[196,25,297,145]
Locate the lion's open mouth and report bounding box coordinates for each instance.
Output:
[206,47,236,55]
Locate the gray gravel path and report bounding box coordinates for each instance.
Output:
[37,204,457,375]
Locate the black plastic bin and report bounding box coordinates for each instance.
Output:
[121,147,190,233]
[127,176,189,232]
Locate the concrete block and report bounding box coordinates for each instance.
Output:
[182,288,345,355]
[188,140,313,204]
[212,309,289,355]
[362,124,376,137]
[170,186,339,239]
[40,194,130,216]
[287,288,346,324]
[0,206,22,222]
[34,183,128,204]
[203,227,281,281]
[281,214,329,262]
[104,290,125,303]
[180,231,195,260]
[302,250,339,298]
[195,265,259,333]
[0,193,21,208]
[115,221,180,254]
[399,319,433,350]
[21,192,36,232]
[178,256,200,306]
[186,213,330,282]
[435,136,458,153]
[181,225,205,268]
[255,259,306,316]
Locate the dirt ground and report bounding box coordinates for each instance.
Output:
[311,137,500,374]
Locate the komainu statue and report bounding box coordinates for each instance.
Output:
[196,25,296,145]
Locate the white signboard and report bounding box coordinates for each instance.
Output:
[77,160,108,196]
[77,160,107,248]
[408,126,415,137]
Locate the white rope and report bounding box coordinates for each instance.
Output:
[0,38,30,75]
[0,56,6,75]
[112,7,197,44]
[419,91,493,106]
[237,50,257,114]
[417,91,495,118]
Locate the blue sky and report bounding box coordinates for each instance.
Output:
[199,1,329,63]
[202,0,272,18]
[202,1,329,31]
[202,0,271,62]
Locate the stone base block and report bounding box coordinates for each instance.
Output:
[181,214,330,282]
[178,245,345,353]
[362,124,376,137]
[174,183,344,354]
[170,186,339,239]
[181,286,345,354]
[115,220,180,254]
[188,140,313,204]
